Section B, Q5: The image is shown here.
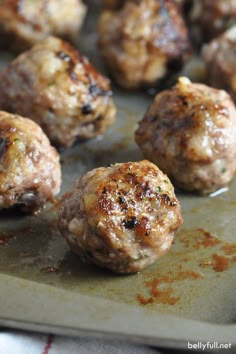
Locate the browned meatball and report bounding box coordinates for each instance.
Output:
[0,111,61,213]
[0,36,116,148]
[202,26,236,103]
[98,0,191,89]
[0,0,87,52]
[135,77,236,194]
[189,0,236,43]
[58,160,183,274]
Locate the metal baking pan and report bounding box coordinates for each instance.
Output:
[0,4,235,351]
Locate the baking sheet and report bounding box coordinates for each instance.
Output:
[0,3,235,350]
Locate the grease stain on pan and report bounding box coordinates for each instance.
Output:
[137,228,236,307]
[0,216,235,323]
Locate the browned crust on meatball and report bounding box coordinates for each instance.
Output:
[135,77,236,194]
[0,111,61,213]
[0,0,87,52]
[0,36,116,148]
[98,0,191,89]
[58,160,183,274]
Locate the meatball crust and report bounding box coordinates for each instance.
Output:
[202,26,236,104]
[0,0,87,52]
[0,111,61,213]
[58,160,183,274]
[98,0,191,89]
[190,0,236,43]
[0,36,116,148]
[135,77,236,194]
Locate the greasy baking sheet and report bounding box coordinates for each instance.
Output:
[0,4,235,350]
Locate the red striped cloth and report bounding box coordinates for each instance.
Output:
[0,331,161,354]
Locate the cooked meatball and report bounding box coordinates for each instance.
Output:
[0,36,116,148]
[0,0,87,52]
[202,26,236,103]
[189,0,236,43]
[98,0,191,89]
[58,160,183,274]
[135,77,236,194]
[0,111,61,213]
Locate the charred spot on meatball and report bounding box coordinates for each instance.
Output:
[135,77,236,195]
[122,216,139,230]
[0,0,87,52]
[81,103,93,115]
[0,36,116,148]
[0,111,61,213]
[58,160,183,274]
[98,0,191,89]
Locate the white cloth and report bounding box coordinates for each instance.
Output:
[0,331,161,354]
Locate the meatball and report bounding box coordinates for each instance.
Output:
[98,0,191,89]
[58,160,182,274]
[135,77,236,194]
[0,36,116,148]
[0,111,61,213]
[189,0,236,43]
[202,26,236,103]
[0,0,87,52]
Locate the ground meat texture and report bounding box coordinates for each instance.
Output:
[202,26,236,104]
[58,160,183,274]
[0,36,116,148]
[98,0,191,89]
[0,111,61,213]
[0,0,87,52]
[189,0,236,43]
[135,77,236,194]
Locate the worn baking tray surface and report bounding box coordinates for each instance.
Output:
[0,6,235,350]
